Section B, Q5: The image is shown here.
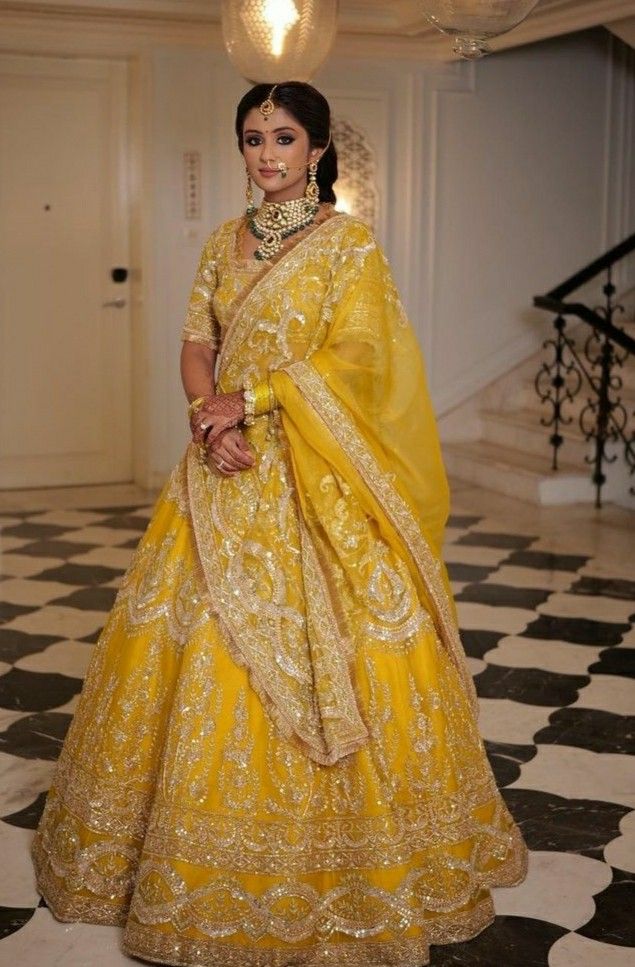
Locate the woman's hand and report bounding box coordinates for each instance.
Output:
[206,427,255,476]
[191,391,245,446]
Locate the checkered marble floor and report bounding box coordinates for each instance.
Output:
[0,484,633,966]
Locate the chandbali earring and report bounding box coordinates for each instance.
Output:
[245,168,257,217]
[305,159,319,205]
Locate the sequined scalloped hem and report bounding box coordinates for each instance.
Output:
[33,826,528,967]
[120,895,496,967]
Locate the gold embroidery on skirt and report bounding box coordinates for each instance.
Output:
[283,360,479,718]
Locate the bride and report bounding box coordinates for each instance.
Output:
[32,80,528,966]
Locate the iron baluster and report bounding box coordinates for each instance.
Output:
[535,315,581,471]
[533,233,635,507]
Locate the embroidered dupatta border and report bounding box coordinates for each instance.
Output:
[217,213,347,383]
[282,360,479,718]
[185,445,369,765]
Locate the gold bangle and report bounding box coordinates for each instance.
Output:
[253,381,271,417]
[188,395,207,419]
[250,378,278,417]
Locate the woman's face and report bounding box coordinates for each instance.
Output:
[242,104,320,203]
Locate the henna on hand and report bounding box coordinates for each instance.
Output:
[191,391,245,445]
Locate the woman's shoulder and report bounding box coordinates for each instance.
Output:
[324,212,378,258]
[329,211,374,239]
[201,216,242,250]
[324,213,383,268]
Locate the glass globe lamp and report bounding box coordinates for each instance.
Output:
[419,0,540,59]
[221,0,339,83]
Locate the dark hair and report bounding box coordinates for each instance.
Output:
[235,81,338,205]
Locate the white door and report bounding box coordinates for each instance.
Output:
[0,54,132,488]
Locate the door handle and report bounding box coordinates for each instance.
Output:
[102,298,127,308]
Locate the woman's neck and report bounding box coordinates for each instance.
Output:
[261,173,310,202]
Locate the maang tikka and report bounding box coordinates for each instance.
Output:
[259,84,277,120]
[260,85,288,177]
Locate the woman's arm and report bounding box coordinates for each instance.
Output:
[180,340,253,474]
[180,339,244,441]
[180,340,216,402]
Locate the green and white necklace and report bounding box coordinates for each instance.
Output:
[248,197,320,261]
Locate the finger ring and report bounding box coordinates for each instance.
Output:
[200,422,208,431]
[218,459,226,469]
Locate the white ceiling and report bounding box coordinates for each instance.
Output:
[0,0,633,57]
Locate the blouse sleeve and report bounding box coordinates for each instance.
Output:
[181,234,221,350]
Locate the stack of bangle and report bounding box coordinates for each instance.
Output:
[253,379,276,416]
[242,375,277,425]
[242,380,256,426]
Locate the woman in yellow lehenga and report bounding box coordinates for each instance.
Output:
[33,81,528,966]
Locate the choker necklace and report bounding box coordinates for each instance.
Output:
[248,197,320,261]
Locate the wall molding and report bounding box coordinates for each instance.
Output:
[0,9,225,51]
[416,62,476,385]
[602,33,635,296]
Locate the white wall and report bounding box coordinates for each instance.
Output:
[144,29,634,486]
[423,29,618,414]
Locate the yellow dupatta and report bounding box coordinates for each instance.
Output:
[185,214,477,766]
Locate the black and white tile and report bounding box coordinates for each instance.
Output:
[0,496,633,965]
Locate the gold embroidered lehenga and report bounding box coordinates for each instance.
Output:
[32,209,528,966]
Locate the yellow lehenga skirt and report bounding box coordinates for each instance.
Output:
[32,212,528,966]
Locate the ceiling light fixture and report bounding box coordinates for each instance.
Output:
[419,0,540,59]
[221,0,339,83]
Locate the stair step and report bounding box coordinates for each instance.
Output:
[445,317,635,506]
[443,439,593,505]
[480,406,591,462]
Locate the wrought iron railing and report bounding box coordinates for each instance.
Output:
[533,232,635,507]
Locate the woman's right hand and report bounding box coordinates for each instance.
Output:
[191,391,245,446]
[206,427,255,475]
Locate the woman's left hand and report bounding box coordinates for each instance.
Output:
[206,427,255,475]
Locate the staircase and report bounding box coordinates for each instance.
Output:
[440,234,635,509]
[440,322,635,507]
